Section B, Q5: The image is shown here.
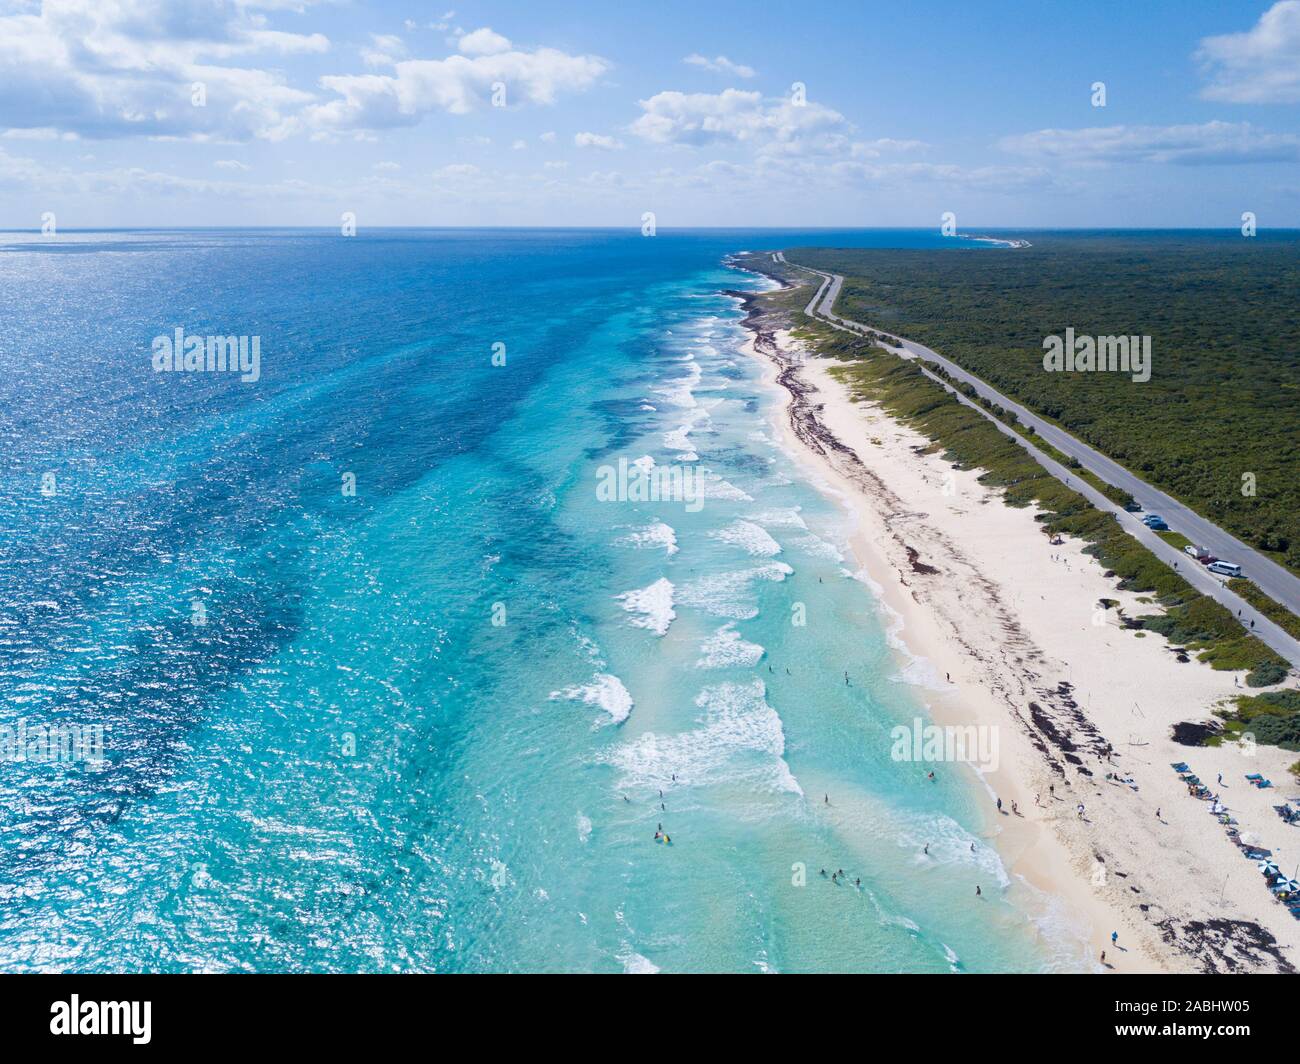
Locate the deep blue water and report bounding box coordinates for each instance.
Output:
[0,228,1087,972]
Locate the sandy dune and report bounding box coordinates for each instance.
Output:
[740,302,1300,973]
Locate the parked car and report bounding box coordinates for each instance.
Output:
[1184,545,1213,561]
[1142,514,1165,526]
[1207,561,1242,578]
[1143,517,1169,531]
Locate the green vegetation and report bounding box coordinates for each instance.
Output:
[752,269,1290,687]
[1228,578,1300,642]
[789,234,1300,576]
[1217,689,1300,752]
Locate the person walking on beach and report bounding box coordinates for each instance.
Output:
[1155,808,1161,819]
[975,885,981,897]
[996,797,1002,812]
[1111,931,1118,946]
[1100,950,1106,965]
[924,844,929,856]
[824,794,829,805]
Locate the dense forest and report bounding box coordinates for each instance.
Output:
[789,234,1300,574]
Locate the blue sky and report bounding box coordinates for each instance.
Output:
[1,0,1298,227]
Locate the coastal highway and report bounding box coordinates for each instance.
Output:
[777,254,1300,668]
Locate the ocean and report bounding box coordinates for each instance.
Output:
[0,227,1089,972]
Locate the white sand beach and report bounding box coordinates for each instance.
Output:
[742,317,1300,974]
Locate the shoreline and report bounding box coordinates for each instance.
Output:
[728,271,1300,973]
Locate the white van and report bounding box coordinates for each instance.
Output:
[1207,561,1241,578]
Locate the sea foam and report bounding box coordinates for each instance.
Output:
[618,521,678,556]
[697,623,765,669]
[711,519,781,557]
[678,562,793,620]
[604,679,800,795]
[551,673,634,725]
[616,577,676,636]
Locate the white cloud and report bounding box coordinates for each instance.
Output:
[374,160,401,170]
[458,27,512,57]
[214,159,250,170]
[307,44,610,131]
[1196,1,1300,103]
[1000,121,1300,165]
[575,131,623,150]
[512,138,527,150]
[829,160,1055,192]
[0,144,332,200]
[540,130,557,143]
[2,127,77,141]
[362,34,407,68]
[433,162,480,181]
[683,53,756,78]
[0,7,607,144]
[0,0,327,141]
[631,89,851,156]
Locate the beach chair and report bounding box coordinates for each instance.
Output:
[1171,762,1190,773]
[1246,773,1264,781]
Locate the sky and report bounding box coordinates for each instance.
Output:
[1,0,1298,228]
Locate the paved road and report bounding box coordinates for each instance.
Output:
[780,257,1300,667]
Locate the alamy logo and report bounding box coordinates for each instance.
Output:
[0,718,104,767]
[596,457,703,512]
[50,996,151,1044]
[1042,327,1150,383]
[890,718,999,773]
[152,327,260,383]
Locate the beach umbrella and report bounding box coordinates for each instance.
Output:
[1259,860,1279,875]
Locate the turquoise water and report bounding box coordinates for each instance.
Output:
[0,228,1087,972]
